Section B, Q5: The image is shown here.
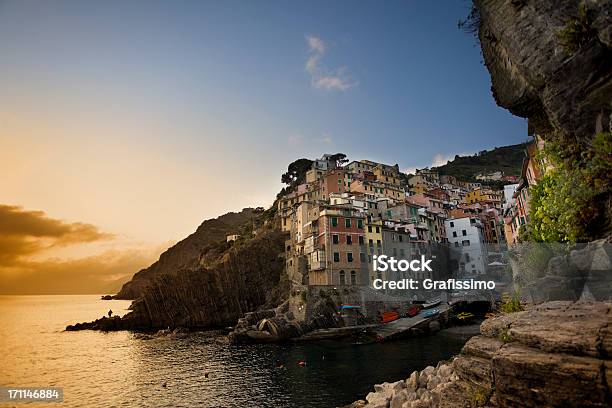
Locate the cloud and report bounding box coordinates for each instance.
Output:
[431,153,452,167]
[0,204,164,294]
[0,245,168,295]
[402,151,475,175]
[0,204,113,265]
[305,35,357,91]
[306,35,326,54]
[430,151,474,168]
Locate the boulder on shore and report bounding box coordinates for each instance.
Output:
[346,301,612,408]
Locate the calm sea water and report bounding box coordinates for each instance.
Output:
[0,295,476,407]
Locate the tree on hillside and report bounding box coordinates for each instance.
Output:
[329,153,349,167]
[281,158,313,189]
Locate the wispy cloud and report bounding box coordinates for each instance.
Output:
[306,35,326,54]
[430,151,474,168]
[305,35,357,91]
[403,151,475,175]
[431,153,452,167]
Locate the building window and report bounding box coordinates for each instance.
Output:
[350,270,357,284]
[332,234,339,244]
[345,218,352,228]
[333,252,340,262]
[359,236,365,245]
[376,227,380,233]
[346,235,352,245]
[462,240,470,246]
[450,221,454,227]
[360,252,366,262]
[369,239,374,246]
[368,225,372,233]
[462,230,467,236]
[376,239,381,246]
[347,252,353,262]
[399,235,403,242]
[331,217,338,227]
[358,219,364,229]
[339,270,346,285]
[453,231,457,238]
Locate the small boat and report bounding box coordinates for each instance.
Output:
[406,305,422,317]
[422,298,441,309]
[456,312,474,321]
[340,304,362,309]
[420,309,440,318]
[379,311,400,323]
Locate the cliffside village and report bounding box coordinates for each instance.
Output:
[276,138,545,289]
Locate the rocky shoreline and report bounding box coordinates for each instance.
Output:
[345,301,612,408]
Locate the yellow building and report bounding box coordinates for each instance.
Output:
[373,165,401,187]
[365,219,383,282]
[466,188,502,207]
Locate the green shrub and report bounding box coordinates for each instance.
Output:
[500,292,524,313]
[530,132,612,243]
[469,385,492,407]
[499,328,514,343]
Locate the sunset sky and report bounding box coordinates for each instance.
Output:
[0,0,526,294]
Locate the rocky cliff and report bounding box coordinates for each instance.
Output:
[69,228,287,331]
[115,208,257,299]
[474,0,611,140]
[473,0,612,237]
[349,301,612,408]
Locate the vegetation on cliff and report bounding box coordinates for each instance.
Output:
[470,0,612,241]
[431,143,524,183]
[529,132,612,242]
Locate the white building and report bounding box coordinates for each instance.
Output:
[503,183,519,209]
[444,217,488,275]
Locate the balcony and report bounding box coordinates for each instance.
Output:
[310,259,326,271]
[309,250,326,271]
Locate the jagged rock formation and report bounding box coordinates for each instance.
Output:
[229,286,354,343]
[68,228,288,331]
[122,229,286,329]
[348,301,612,408]
[115,208,257,299]
[475,0,611,139]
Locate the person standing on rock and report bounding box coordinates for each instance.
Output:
[108,309,113,318]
